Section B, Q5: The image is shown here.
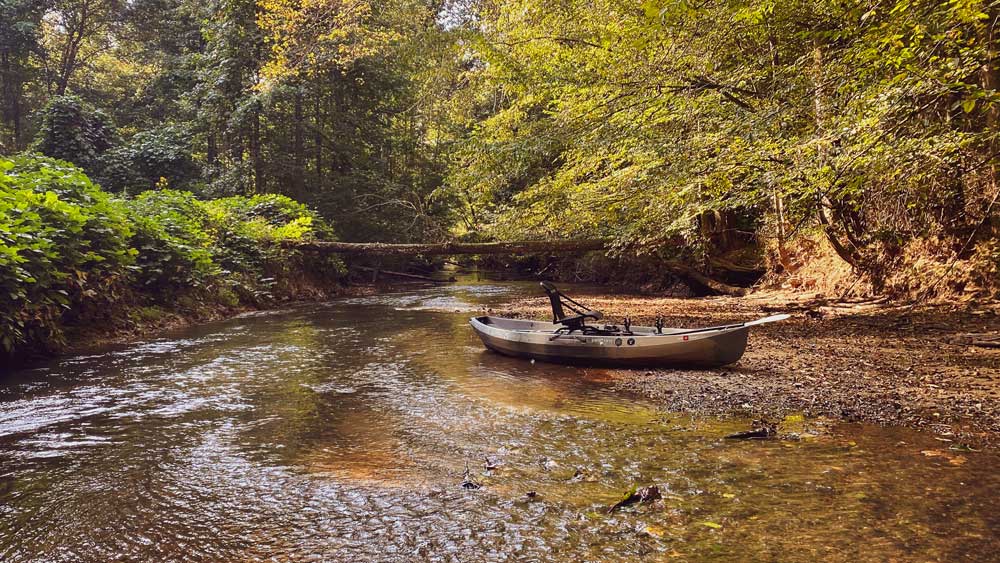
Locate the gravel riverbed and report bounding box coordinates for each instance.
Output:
[489,291,1000,447]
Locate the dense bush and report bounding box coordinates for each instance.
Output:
[0,155,133,353]
[125,190,217,288]
[32,96,117,175]
[0,155,341,358]
[32,98,199,195]
[99,125,198,193]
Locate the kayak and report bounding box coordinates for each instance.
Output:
[469,283,789,368]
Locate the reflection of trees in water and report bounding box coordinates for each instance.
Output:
[155,296,1000,561]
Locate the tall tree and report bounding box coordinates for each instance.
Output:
[0,0,45,150]
[41,0,123,95]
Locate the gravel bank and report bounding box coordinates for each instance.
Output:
[489,291,1000,447]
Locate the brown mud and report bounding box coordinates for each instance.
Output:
[489,290,1000,448]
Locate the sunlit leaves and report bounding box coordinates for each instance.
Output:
[256,0,389,86]
[0,156,335,356]
[447,0,1000,281]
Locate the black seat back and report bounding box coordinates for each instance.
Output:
[540,281,566,322]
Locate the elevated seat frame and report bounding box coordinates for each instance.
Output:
[539,282,606,335]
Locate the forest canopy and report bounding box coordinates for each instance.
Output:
[0,0,998,299]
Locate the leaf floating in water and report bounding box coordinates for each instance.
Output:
[644,524,667,538]
[921,450,967,465]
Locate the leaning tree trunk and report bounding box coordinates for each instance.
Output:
[981,5,1000,215]
[811,37,862,270]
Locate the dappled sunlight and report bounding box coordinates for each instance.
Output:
[1,283,998,561]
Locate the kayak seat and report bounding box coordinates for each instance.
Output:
[557,310,603,330]
[540,282,604,333]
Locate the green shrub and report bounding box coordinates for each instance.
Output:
[204,193,331,236]
[1,155,341,358]
[32,96,117,175]
[203,193,334,275]
[99,125,198,193]
[125,190,218,289]
[0,155,133,353]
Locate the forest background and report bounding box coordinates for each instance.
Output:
[2,0,999,357]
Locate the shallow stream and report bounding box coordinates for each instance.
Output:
[1,282,997,561]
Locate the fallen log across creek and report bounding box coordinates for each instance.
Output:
[285,239,749,296]
[284,239,610,256]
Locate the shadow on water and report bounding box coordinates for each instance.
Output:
[0,281,998,561]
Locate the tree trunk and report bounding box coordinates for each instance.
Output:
[314,89,322,187]
[817,200,860,268]
[293,85,304,196]
[251,104,263,193]
[207,130,218,167]
[285,239,611,256]
[288,239,748,296]
[663,261,748,297]
[981,5,1000,210]
[811,37,859,269]
[56,0,91,96]
[0,51,13,148]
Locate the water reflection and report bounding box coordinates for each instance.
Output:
[0,283,998,562]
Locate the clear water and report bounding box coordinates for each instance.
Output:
[1,282,997,561]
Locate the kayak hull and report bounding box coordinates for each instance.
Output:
[469,316,750,368]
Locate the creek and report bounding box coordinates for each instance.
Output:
[1,282,997,561]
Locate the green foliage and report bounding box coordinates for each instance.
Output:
[443,0,1000,290]
[32,96,117,174]
[0,0,45,150]
[98,125,198,193]
[204,193,331,239]
[0,154,133,353]
[0,155,339,358]
[4,0,999,303]
[125,190,217,288]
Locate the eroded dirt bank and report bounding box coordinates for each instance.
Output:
[489,291,1000,447]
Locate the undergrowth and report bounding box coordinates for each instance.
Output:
[0,154,344,361]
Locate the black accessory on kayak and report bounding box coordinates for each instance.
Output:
[540,282,604,334]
